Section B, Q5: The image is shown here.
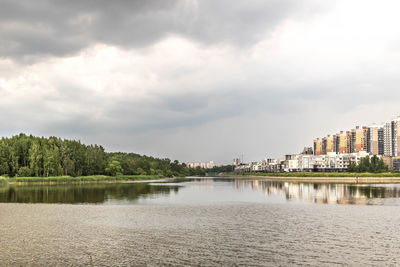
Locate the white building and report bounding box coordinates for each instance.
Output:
[186,161,216,169]
[384,122,392,156]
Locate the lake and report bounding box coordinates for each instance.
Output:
[1,177,400,266]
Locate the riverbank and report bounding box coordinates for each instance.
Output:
[0,175,170,185]
[222,172,400,183]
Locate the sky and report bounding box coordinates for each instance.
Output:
[2,0,400,164]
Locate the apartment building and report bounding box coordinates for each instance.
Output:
[322,135,333,154]
[362,126,368,151]
[338,131,347,153]
[235,114,400,174]
[378,127,384,155]
[279,151,370,172]
[346,131,352,153]
[312,114,400,159]
[367,125,379,155]
[351,126,363,153]
[313,138,322,156]
[186,161,216,169]
[384,122,392,156]
[391,117,400,156]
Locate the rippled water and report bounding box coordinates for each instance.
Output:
[2,177,400,266]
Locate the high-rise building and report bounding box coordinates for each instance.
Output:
[346,131,352,153]
[322,135,333,154]
[314,138,322,156]
[332,134,337,153]
[378,126,384,155]
[337,131,347,153]
[362,126,368,151]
[384,122,392,156]
[351,126,363,152]
[391,117,400,156]
[312,115,400,158]
[367,124,379,155]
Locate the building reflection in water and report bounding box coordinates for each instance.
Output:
[234,179,400,205]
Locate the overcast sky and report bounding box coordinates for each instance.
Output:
[2,0,400,164]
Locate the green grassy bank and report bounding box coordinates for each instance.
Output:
[231,172,400,178]
[0,175,166,185]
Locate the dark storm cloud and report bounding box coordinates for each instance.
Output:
[0,0,311,60]
[69,87,315,135]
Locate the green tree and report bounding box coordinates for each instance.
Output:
[105,160,123,176]
[350,155,388,173]
[29,140,42,177]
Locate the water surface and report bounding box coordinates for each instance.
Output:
[1,177,400,266]
[2,177,400,205]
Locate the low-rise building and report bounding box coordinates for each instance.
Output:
[234,151,373,173]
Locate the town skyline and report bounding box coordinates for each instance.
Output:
[234,113,400,173]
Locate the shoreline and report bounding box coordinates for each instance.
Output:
[220,174,400,184]
[0,175,174,186]
[7,178,174,186]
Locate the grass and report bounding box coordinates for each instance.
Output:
[3,175,166,184]
[232,172,400,178]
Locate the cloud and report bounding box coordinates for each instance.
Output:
[0,0,324,61]
[2,1,400,163]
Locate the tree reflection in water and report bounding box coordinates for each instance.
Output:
[0,183,180,204]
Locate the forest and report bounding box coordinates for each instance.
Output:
[0,133,205,178]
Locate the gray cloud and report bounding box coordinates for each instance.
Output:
[2,0,400,164]
[0,0,319,61]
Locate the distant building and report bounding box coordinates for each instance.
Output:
[234,152,373,173]
[384,122,392,156]
[367,124,379,155]
[346,131,352,154]
[301,147,313,155]
[351,126,363,153]
[233,158,241,166]
[186,161,216,169]
[322,135,333,154]
[338,131,347,153]
[391,117,400,156]
[313,116,400,158]
[313,138,322,156]
[235,114,400,174]
[378,126,384,155]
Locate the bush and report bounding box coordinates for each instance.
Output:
[17,167,33,177]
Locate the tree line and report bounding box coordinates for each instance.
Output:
[0,133,204,177]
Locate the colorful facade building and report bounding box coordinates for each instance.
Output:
[313,138,322,156]
[351,126,363,153]
[313,116,400,157]
[346,131,352,154]
[322,135,333,154]
[367,124,379,155]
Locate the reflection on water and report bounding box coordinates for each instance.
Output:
[0,183,179,204]
[234,179,400,205]
[1,178,400,205]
